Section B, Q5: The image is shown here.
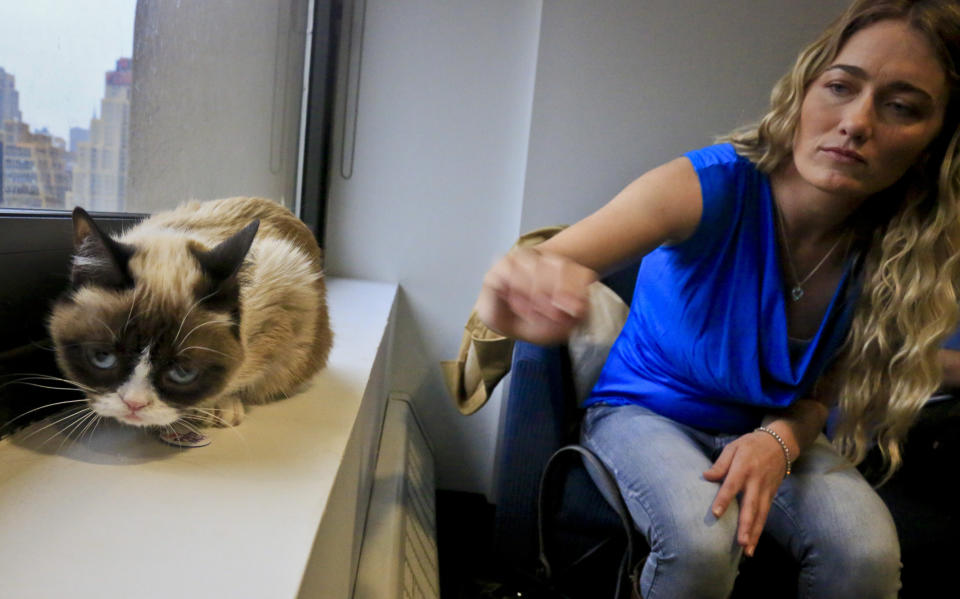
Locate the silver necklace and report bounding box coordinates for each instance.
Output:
[775,203,844,302]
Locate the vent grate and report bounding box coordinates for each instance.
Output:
[355,398,437,599]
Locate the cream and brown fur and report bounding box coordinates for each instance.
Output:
[48,197,332,429]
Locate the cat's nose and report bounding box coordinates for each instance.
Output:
[121,397,151,412]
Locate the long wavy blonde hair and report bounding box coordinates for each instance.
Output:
[725,0,960,482]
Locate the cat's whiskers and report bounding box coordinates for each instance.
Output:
[18,406,89,443]
[176,318,232,350]
[173,417,206,438]
[182,407,249,448]
[29,339,58,353]
[172,290,220,347]
[90,315,118,343]
[121,287,142,336]
[167,416,201,434]
[57,409,98,452]
[76,412,102,445]
[86,413,103,443]
[176,345,235,360]
[176,414,208,430]
[161,423,188,453]
[1,381,86,394]
[182,407,231,428]
[0,398,90,433]
[123,309,146,332]
[42,408,94,450]
[0,373,97,394]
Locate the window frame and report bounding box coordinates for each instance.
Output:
[299,0,340,247]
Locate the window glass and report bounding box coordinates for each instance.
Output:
[0,0,135,212]
[1,0,311,215]
[129,1,309,214]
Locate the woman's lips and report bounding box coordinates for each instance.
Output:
[821,146,866,164]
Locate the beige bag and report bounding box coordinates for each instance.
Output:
[441,226,565,415]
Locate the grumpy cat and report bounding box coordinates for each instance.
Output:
[48,197,332,430]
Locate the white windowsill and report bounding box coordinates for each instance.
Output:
[0,277,398,599]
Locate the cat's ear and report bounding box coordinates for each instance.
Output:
[191,220,259,313]
[192,220,259,281]
[70,207,135,290]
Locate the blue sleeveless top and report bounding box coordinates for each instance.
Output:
[584,144,860,433]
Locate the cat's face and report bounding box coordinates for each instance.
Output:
[50,288,243,427]
[48,208,257,428]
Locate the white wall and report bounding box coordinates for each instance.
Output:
[323,0,542,493]
[324,0,847,497]
[521,0,848,230]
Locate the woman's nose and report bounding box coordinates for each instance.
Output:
[838,95,874,142]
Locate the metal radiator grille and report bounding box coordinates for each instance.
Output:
[355,397,437,599]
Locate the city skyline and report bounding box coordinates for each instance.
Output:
[1,58,131,211]
[0,0,136,142]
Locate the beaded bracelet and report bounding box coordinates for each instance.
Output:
[755,426,792,476]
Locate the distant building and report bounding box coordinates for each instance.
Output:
[0,67,22,125]
[68,58,131,212]
[1,67,21,206]
[69,127,90,154]
[0,66,70,209]
[0,120,70,209]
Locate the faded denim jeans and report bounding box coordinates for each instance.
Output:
[581,403,901,599]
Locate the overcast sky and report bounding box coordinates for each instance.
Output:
[0,0,137,142]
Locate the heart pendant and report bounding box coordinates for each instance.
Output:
[791,286,804,302]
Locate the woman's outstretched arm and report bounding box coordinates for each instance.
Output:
[475,156,703,345]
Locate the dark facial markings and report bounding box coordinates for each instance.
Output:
[188,220,258,338]
[124,312,233,407]
[61,341,137,391]
[152,361,228,406]
[192,275,243,340]
[61,307,237,407]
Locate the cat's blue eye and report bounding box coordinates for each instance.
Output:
[86,348,118,370]
[166,364,199,385]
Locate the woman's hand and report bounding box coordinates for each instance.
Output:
[475,247,598,345]
[702,430,790,557]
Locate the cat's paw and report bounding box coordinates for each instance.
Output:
[208,397,245,427]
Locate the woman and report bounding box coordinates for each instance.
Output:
[476,1,960,597]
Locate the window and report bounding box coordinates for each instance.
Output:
[0,2,134,212]
[0,0,338,436]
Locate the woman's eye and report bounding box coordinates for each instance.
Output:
[86,348,118,370]
[826,81,850,95]
[887,101,918,117]
[166,364,199,385]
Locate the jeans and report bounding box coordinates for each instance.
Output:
[581,403,901,599]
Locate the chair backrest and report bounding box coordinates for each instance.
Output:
[491,262,641,572]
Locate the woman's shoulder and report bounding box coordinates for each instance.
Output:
[684,143,750,171]
[667,143,764,253]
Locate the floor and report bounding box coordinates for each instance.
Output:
[435,491,505,599]
[435,491,560,599]
[435,490,631,599]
